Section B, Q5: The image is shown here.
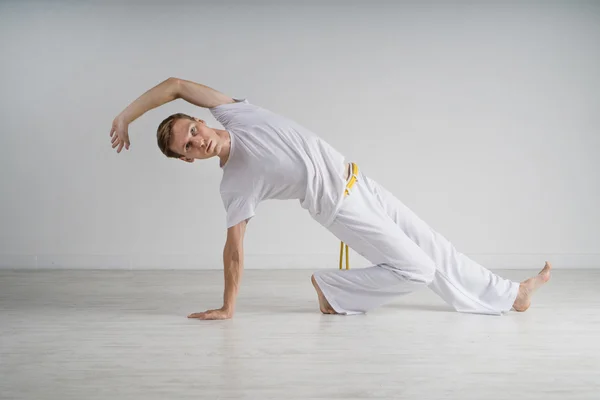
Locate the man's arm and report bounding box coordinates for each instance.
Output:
[222,219,247,313]
[110,77,234,153]
[119,77,234,124]
[187,219,248,320]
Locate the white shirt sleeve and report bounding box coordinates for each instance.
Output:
[222,193,256,228]
[209,98,252,128]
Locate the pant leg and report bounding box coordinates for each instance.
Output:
[365,174,519,315]
[313,170,437,315]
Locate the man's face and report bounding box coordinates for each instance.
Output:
[169,118,221,163]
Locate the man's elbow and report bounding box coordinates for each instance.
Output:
[224,243,243,262]
[230,249,242,263]
[166,77,182,97]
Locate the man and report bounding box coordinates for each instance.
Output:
[110,77,551,320]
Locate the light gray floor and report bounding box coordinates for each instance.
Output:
[1,268,598,400]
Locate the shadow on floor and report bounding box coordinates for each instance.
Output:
[381,303,454,313]
[255,302,454,314]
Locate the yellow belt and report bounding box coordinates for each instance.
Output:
[340,162,358,270]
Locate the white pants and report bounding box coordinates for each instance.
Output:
[313,165,520,316]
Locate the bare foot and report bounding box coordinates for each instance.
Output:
[513,261,552,312]
[311,275,338,314]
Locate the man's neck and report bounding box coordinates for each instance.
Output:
[216,129,231,167]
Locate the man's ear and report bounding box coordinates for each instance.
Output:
[179,156,195,163]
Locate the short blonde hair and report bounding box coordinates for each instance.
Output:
[156,113,194,158]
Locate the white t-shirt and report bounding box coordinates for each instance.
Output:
[209,99,347,228]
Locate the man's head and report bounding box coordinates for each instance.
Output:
[156,113,223,163]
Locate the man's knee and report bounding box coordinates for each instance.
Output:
[421,265,436,285]
[412,266,435,285]
[389,259,435,285]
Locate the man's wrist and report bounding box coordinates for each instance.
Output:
[117,111,131,125]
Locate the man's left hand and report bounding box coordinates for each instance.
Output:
[187,307,233,320]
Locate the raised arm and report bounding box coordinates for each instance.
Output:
[187,219,248,320]
[110,77,234,153]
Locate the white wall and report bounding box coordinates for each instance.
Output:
[1,0,598,270]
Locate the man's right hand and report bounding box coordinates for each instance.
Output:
[187,306,234,320]
[110,116,130,153]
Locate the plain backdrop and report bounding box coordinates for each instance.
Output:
[1,0,598,270]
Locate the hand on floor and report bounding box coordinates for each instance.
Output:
[187,306,233,320]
